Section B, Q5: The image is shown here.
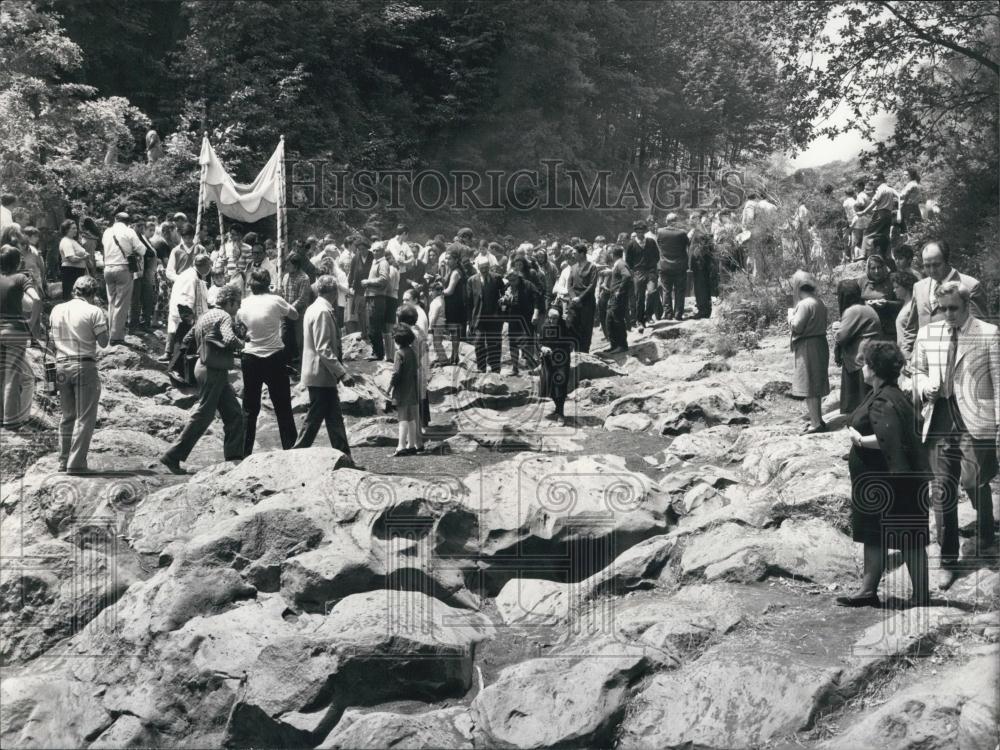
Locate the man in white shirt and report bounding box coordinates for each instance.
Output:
[48,275,109,473]
[101,211,143,343]
[841,188,858,260]
[237,268,300,455]
[164,254,211,364]
[386,224,409,262]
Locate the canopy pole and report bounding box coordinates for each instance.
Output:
[194,131,208,246]
[277,135,286,279]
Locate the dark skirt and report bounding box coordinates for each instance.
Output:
[849,448,929,548]
[539,348,571,402]
[840,368,871,415]
[61,266,86,302]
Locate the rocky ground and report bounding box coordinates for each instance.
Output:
[1,300,998,750]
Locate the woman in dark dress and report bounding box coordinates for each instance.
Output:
[837,341,929,608]
[442,252,467,365]
[538,306,573,423]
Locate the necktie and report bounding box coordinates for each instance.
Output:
[942,325,959,399]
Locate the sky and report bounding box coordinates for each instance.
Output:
[789,105,897,169]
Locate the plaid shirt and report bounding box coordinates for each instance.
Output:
[182,308,242,368]
[281,270,313,313]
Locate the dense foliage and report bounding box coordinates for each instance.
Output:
[1,0,996,265]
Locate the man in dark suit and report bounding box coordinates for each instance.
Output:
[656,213,690,321]
[468,257,503,372]
[626,221,658,330]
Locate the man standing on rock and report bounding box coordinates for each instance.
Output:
[566,243,599,353]
[656,213,690,322]
[160,284,246,474]
[101,211,143,344]
[362,241,391,361]
[604,244,631,354]
[626,221,659,332]
[238,269,299,455]
[292,275,363,469]
[913,281,999,590]
[468,256,503,373]
[49,275,108,473]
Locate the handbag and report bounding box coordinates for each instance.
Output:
[198,326,232,370]
[113,236,140,273]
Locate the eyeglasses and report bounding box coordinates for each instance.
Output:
[940,305,963,312]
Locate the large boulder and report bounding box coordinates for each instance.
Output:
[0,539,135,665]
[453,453,671,594]
[607,378,755,429]
[495,535,676,626]
[679,518,857,584]
[619,640,844,749]
[822,649,999,750]
[127,448,352,557]
[318,707,475,749]
[472,637,671,750]
[102,369,171,398]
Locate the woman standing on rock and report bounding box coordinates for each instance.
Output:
[834,279,881,415]
[838,341,929,607]
[788,270,830,434]
[859,255,901,340]
[539,306,573,424]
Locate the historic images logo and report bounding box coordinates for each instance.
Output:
[288,161,747,213]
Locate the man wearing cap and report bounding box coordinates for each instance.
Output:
[656,212,690,321]
[468,256,503,372]
[48,275,109,472]
[101,211,143,343]
[362,241,391,360]
[566,243,599,353]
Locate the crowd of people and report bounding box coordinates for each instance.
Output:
[1,179,995,610]
[0,204,729,471]
[789,218,997,603]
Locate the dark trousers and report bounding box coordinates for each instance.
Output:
[927,398,997,563]
[282,317,304,366]
[130,275,156,328]
[472,320,502,372]
[366,296,386,359]
[691,263,712,318]
[292,385,352,455]
[631,270,650,324]
[566,301,596,353]
[659,268,687,320]
[606,295,629,350]
[597,290,609,339]
[165,364,245,463]
[61,266,86,302]
[241,350,297,455]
